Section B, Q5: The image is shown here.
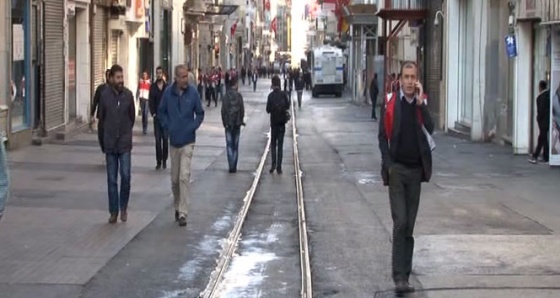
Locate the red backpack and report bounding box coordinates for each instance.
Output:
[383,92,427,141]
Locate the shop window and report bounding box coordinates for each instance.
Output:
[11,0,30,130]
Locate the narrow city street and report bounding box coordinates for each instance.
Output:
[1,81,560,298]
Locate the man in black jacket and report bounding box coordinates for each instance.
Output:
[149,66,169,170]
[378,61,434,294]
[266,75,290,174]
[370,73,379,120]
[529,80,550,164]
[91,69,111,159]
[295,73,305,108]
[99,64,136,224]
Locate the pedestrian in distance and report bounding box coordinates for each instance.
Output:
[266,75,291,174]
[0,135,9,221]
[137,71,151,135]
[149,66,169,170]
[295,72,305,109]
[221,75,245,173]
[158,65,205,227]
[252,68,259,92]
[91,69,111,164]
[371,72,380,120]
[529,80,550,164]
[378,61,434,295]
[99,64,136,224]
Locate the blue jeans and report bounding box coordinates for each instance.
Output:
[106,152,131,214]
[225,127,241,171]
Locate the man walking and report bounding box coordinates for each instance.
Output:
[252,68,258,92]
[99,64,136,224]
[158,65,205,227]
[91,69,111,163]
[221,76,245,173]
[266,75,290,174]
[370,73,379,120]
[149,66,169,170]
[529,80,550,164]
[295,72,305,109]
[378,61,434,294]
[0,134,9,221]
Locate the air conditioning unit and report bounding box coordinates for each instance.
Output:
[109,0,127,15]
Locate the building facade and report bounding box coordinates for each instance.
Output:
[443,0,559,156]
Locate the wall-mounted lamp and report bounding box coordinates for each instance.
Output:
[434,10,445,27]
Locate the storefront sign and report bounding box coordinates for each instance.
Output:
[549,27,560,166]
[505,35,517,58]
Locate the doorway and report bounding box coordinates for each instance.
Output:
[68,12,77,120]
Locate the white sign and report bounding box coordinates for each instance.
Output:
[12,24,24,61]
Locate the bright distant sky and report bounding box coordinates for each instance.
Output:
[291,0,308,64]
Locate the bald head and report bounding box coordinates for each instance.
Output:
[174,65,189,90]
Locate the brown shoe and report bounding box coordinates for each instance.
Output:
[120,210,128,222]
[108,213,118,224]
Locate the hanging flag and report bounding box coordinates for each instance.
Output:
[270,17,277,35]
[231,20,238,37]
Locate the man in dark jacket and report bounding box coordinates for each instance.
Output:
[149,66,169,170]
[266,75,290,174]
[91,69,111,160]
[221,76,245,173]
[529,80,550,164]
[158,65,205,227]
[98,64,136,224]
[378,61,434,294]
[295,73,305,108]
[370,73,379,120]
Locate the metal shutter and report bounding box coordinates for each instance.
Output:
[43,0,65,129]
[110,31,119,66]
[93,6,108,88]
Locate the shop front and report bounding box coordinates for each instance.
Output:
[8,0,34,149]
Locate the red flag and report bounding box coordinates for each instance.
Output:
[270,17,277,35]
[231,20,238,37]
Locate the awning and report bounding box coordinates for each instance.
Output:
[204,4,238,16]
[376,9,427,21]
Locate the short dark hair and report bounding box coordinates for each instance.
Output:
[271,75,281,87]
[539,80,548,90]
[105,69,111,76]
[110,64,123,76]
[400,61,417,75]
[156,66,163,71]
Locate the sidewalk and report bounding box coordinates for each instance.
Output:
[287,90,560,297]
[0,100,238,292]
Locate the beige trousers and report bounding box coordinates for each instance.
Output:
[170,143,195,217]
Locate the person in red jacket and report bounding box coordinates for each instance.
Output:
[378,61,434,295]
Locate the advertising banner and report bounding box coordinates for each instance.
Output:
[550,26,560,166]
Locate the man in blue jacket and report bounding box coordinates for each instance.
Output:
[158,65,205,227]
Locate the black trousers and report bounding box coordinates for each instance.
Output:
[533,126,549,161]
[154,118,169,165]
[97,121,104,153]
[371,93,378,119]
[270,125,286,169]
[388,163,423,282]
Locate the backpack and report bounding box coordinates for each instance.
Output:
[271,90,290,125]
[225,91,242,127]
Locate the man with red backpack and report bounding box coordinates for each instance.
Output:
[378,61,434,295]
